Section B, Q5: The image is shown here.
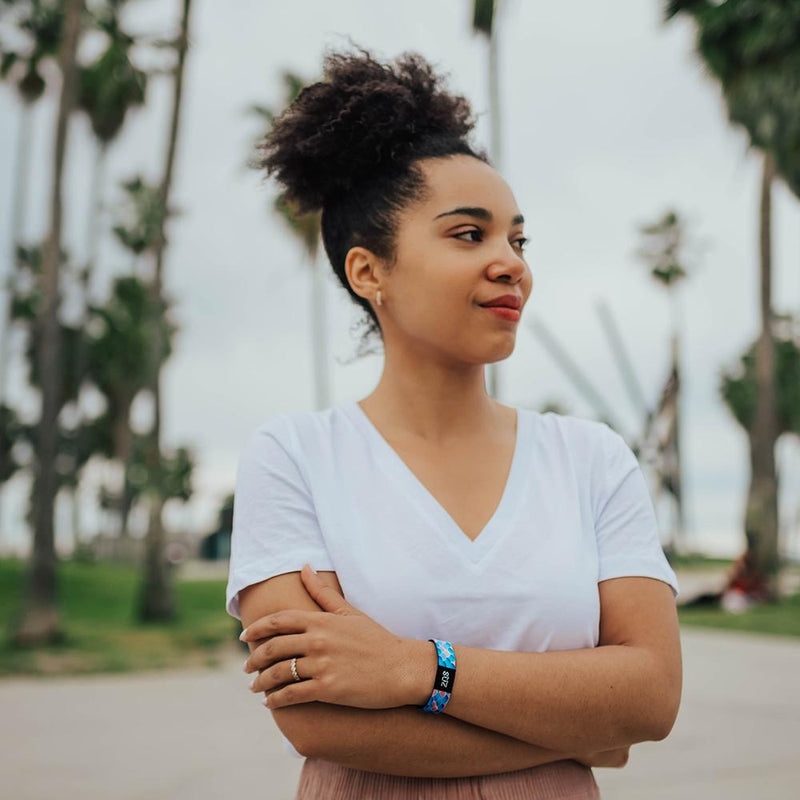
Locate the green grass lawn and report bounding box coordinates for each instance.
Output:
[677,591,800,638]
[0,557,246,677]
[1,556,798,678]
[666,553,800,638]
[665,552,736,570]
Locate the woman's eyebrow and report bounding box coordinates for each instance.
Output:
[432,206,524,226]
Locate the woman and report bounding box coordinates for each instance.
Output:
[226,45,682,799]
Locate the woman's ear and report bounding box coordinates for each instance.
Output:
[345,245,383,301]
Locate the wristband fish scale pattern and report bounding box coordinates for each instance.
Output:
[425,689,450,713]
[437,640,455,666]
[420,638,456,714]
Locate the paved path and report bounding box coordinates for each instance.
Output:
[2,640,302,800]
[593,626,800,800]
[2,626,799,800]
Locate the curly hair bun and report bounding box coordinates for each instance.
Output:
[255,45,479,215]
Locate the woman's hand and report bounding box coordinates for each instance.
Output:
[241,564,416,710]
[572,746,631,769]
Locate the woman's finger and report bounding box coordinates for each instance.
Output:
[300,563,357,615]
[251,655,316,696]
[262,668,322,709]
[240,609,310,643]
[244,632,307,673]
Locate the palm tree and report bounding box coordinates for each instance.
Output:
[108,175,176,536]
[87,273,174,537]
[0,1,64,548]
[665,0,800,600]
[11,242,103,543]
[96,429,195,555]
[720,314,800,599]
[5,235,108,558]
[11,0,84,646]
[0,0,63,404]
[136,0,192,622]
[634,209,694,555]
[64,1,148,545]
[78,174,167,546]
[76,0,147,296]
[112,175,169,271]
[247,69,330,410]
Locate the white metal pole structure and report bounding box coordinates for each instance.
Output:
[473,0,505,400]
[487,0,503,400]
[310,245,331,411]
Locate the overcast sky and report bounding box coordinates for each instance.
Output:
[1,0,799,559]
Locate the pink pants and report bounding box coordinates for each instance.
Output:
[295,756,602,799]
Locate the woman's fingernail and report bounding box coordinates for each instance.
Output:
[239,628,248,641]
[310,564,317,574]
[243,659,249,673]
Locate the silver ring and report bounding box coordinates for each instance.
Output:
[290,656,301,682]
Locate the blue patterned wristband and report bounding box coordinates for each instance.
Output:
[419,638,456,714]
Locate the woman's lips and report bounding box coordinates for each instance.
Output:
[481,306,520,322]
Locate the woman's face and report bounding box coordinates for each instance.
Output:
[358,153,533,366]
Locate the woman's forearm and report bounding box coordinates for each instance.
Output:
[401,639,678,753]
[272,701,578,778]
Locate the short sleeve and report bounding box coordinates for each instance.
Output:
[225,418,335,620]
[592,424,680,599]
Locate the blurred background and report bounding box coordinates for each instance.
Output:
[1,1,799,798]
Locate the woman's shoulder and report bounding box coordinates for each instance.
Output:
[277,403,355,440]
[245,403,348,439]
[518,404,610,452]
[242,403,359,464]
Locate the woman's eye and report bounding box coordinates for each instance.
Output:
[453,229,483,243]
[453,228,530,252]
[453,230,529,253]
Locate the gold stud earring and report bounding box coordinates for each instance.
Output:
[376,289,383,307]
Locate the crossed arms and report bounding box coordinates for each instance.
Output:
[238,570,682,779]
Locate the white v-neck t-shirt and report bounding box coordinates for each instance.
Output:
[226,401,679,758]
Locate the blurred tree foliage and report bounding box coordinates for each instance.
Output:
[666,0,800,197]
[720,315,800,438]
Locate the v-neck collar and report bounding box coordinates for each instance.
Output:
[343,400,530,563]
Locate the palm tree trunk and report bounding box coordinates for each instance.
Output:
[120,467,136,538]
[69,140,108,549]
[667,333,685,555]
[668,287,686,555]
[109,402,134,537]
[738,149,781,602]
[12,0,84,645]
[137,0,192,621]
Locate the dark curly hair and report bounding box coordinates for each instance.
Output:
[253,44,490,353]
